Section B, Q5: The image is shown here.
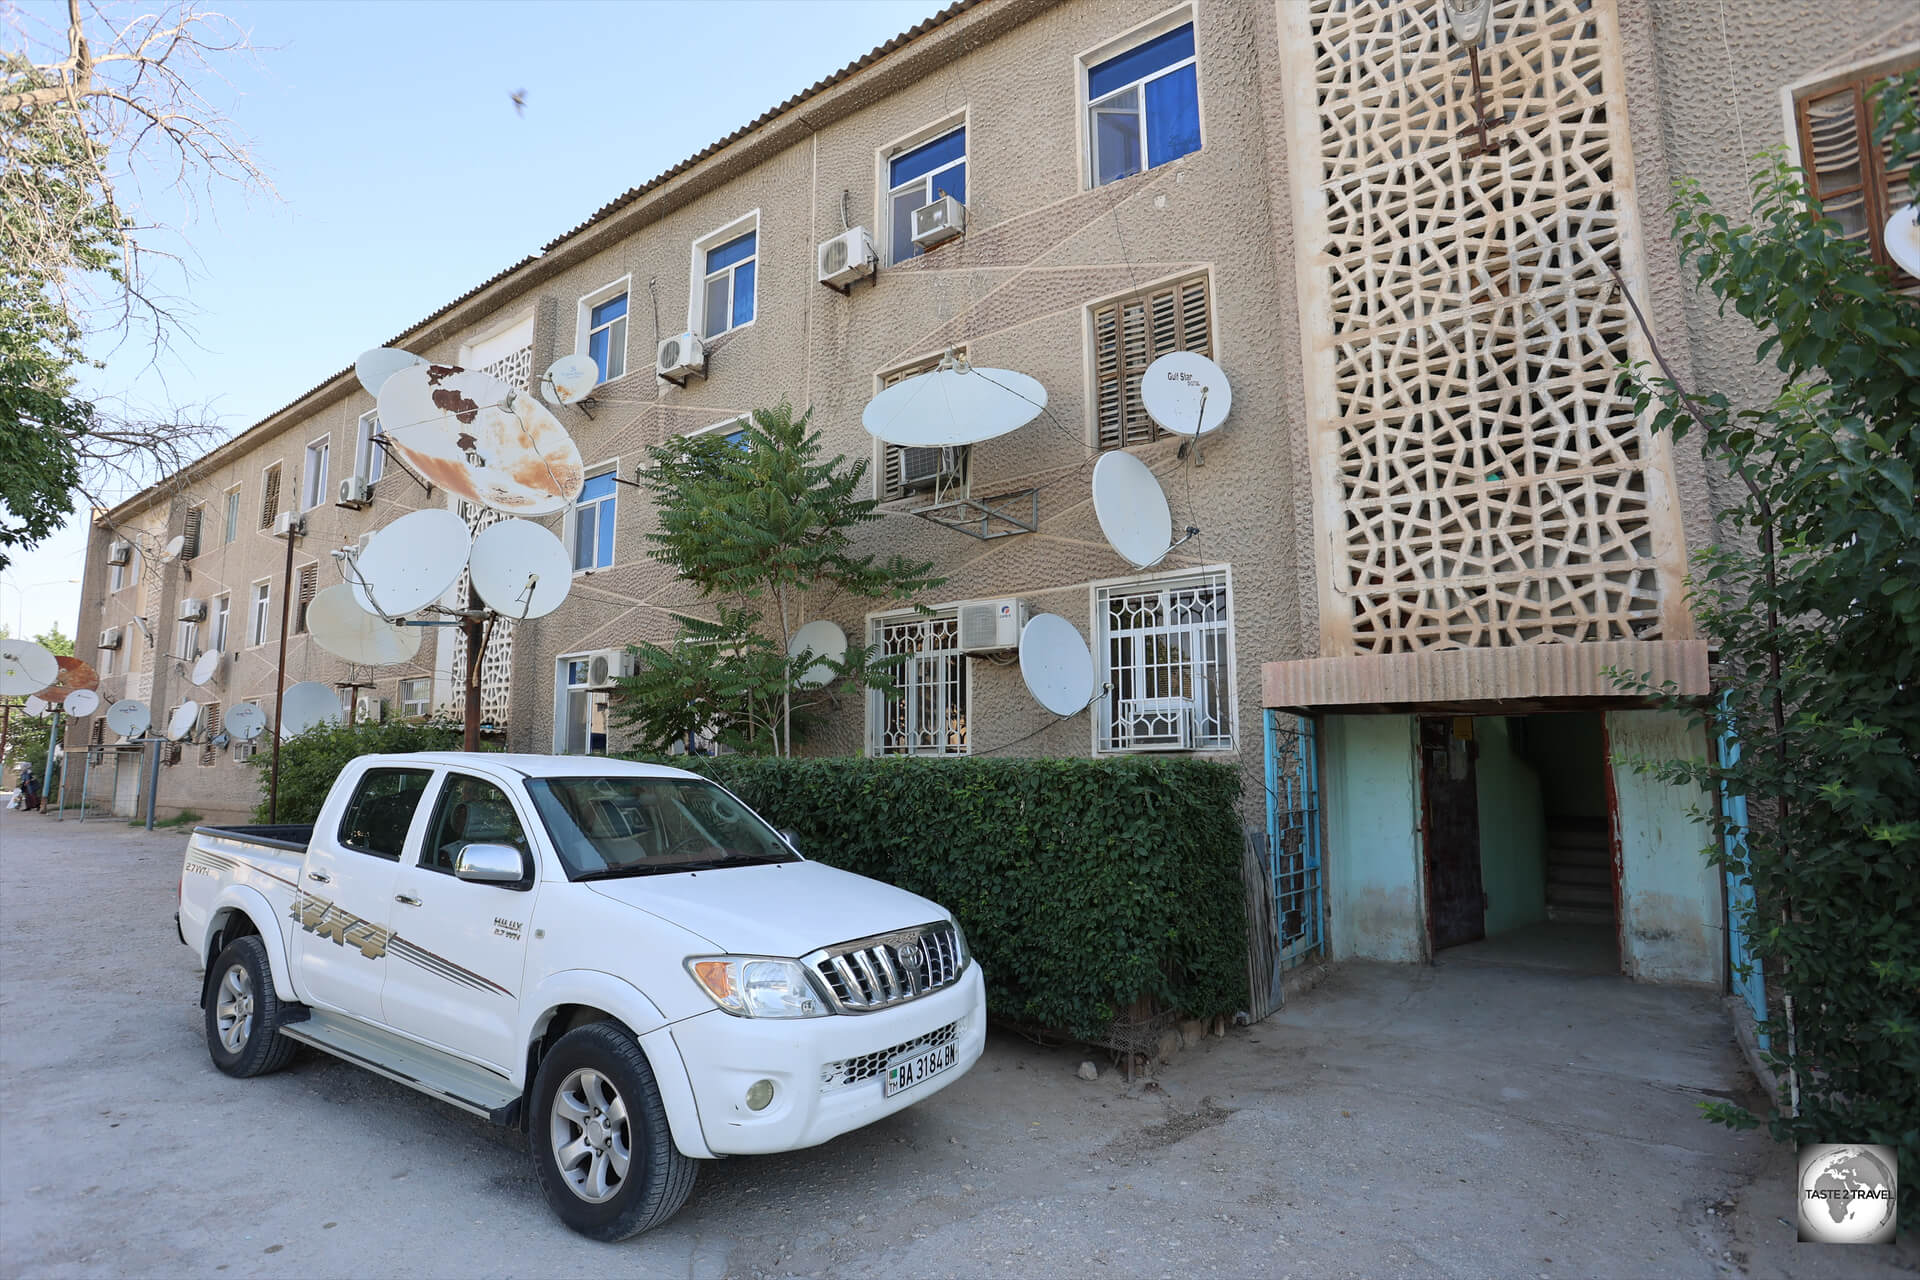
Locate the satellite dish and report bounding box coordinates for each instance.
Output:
[540,353,600,407]
[355,347,428,398]
[166,700,201,741]
[468,519,574,620]
[0,639,60,697]
[861,357,1047,447]
[224,702,267,742]
[348,508,472,617]
[64,688,101,717]
[1886,204,1920,278]
[376,362,585,516]
[787,620,848,689]
[280,681,342,740]
[307,584,425,665]
[1018,614,1097,716]
[106,699,151,739]
[191,650,222,687]
[1140,352,1232,436]
[35,655,101,704]
[1092,451,1175,569]
[159,534,187,563]
[23,696,48,717]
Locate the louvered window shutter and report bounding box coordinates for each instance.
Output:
[1796,65,1918,284]
[1093,273,1212,450]
[200,704,221,766]
[877,350,965,501]
[260,466,281,528]
[182,507,203,559]
[296,566,317,633]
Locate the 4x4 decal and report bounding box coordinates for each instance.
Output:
[291,891,510,997]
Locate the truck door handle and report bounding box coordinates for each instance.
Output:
[394,894,422,907]
[307,871,331,884]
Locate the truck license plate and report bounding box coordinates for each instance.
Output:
[884,1041,958,1097]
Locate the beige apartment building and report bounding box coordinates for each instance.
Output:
[70,0,1919,991]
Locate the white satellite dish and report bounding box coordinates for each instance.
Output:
[224,702,267,742]
[159,534,187,563]
[355,347,428,398]
[307,584,424,665]
[1018,614,1097,716]
[787,620,848,688]
[861,357,1047,448]
[1141,352,1233,436]
[106,699,151,739]
[191,650,222,687]
[23,695,48,717]
[1092,451,1175,569]
[0,639,60,697]
[540,353,600,407]
[468,519,574,620]
[1886,204,1920,278]
[64,688,100,717]
[376,362,585,516]
[348,508,471,617]
[280,681,343,740]
[166,700,201,741]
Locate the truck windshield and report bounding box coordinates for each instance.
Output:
[523,776,800,880]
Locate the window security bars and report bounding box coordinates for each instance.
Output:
[874,613,968,756]
[1096,569,1232,752]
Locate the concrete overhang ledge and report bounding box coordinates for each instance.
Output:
[1261,640,1710,714]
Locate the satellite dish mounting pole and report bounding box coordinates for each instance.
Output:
[0,702,12,776]
[461,580,483,753]
[268,516,300,823]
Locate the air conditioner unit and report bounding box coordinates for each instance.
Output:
[273,512,305,539]
[957,598,1028,653]
[354,695,386,723]
[817,226,877,288]
[1117,696,1197,751]
[98,628,122,650]
[107,541,132,566]
[657,332,707,386]
[337,475,373,509]
[910,195,966,250]
[900,445,964,493]
[177,598,207,623]
[586,648,635,689]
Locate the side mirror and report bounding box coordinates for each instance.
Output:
[455,842,524,883]
[780,828,802,853]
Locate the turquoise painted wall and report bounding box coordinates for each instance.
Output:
[1323,714,1424,962]
[1606,709,1724,986]
[1474,717,1548,935]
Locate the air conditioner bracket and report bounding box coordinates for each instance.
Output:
[818,264,879,297]
[906,487,1039,541]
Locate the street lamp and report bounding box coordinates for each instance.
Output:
[0,578,81,640]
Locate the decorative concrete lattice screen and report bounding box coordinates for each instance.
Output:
[445,345,531,726]
[1282,0,1690,654]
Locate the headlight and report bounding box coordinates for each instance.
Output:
[686,956,828,1018]
[949,917,970,969]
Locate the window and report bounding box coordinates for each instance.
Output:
[232,703,263,761]
[570,467,617,571]
[224,486,240,544]
[336,767,434,860]
[1091,272,1212,450]
[260,463,281,529]
[556,657,609,755]
[248,581,271,646]
[585,289,628,383]
[1086,19,1201,187]
[1094,567,1235,753]
[199,704,221,766]
[869,610,968,756]
[211,594,230,654]
[696,225,757,338]
[398,677,432,719]
[355,410,386,483]
[295,564,318,633]
[182,506,203,560]
[1794,58,1919,284]
[874,350,967,501]
[303,438,330,510]
[422,773,531,879]
[109,557,127,593]
[887,125,966,265]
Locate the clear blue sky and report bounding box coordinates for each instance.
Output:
[3,0,947,644]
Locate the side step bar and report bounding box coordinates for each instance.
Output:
[279,1010,521,1121]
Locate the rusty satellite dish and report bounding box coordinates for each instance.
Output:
[33,655,101,705]
[375,362,585,516]
[0,638,60,698]
[355,347,428,398]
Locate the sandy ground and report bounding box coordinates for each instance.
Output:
[1,807,1912,1279]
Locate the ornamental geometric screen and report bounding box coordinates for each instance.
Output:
[1282,0,1691,654]
[445,342,532,727]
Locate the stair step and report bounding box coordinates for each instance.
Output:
[1549,904,1615,925]
[1548,864,1613,887]
[279,1009,519,1118]
[1548,883,1614,908]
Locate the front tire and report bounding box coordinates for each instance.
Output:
[530,1022,696,1240]
[204,934,297,1078]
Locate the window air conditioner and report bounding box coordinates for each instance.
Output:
[273,512,305,539]
[910,195,966,250]
[1117,696,1197,751]
[957,598,1027,653]
[354,695,386,723]
[899,445,964,494]
[107,541,132,566]
[817,227,877,288]
[177,598,207,623]
[337,475,373,509]
[98,628,122,650]
[586,648,636,689]
[657,332,707,386]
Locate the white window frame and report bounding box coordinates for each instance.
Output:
[567,460,619,574]
[576,274,633,386]
[877,112,969,266]
[248,579,272,647]
[303,436,330,511]
[355,409,386,484]
[687,415,751,448]
[688,211,760,340]
[1090,563,1237,755]
[1076,4,1204,191]
[398,676,431,719]
[866,606,971,757]
[211,594,230,654]
[553,654,609,755]
[224,485,241,544]
[109,556,127,593]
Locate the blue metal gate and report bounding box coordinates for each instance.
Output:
[1264,710,1323,969]
[1718,714,1768,1050]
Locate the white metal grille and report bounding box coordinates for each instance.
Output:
[1096,569,1234,752]
[873,612,967,756]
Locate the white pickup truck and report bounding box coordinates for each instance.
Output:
[177,752,985,1239]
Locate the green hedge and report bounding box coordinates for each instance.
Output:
[655,754,1249,1041]
[248,717,472,823]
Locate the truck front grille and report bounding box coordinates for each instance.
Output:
[805,921,963,1013]
[820,1020,961,1091]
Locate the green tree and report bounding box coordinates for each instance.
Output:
[615,401,943,756]
[3,624,76,784]
[1624,71,1919,1214]
[246,715,471,824]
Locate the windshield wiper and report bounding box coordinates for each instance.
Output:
[574,853,796,881]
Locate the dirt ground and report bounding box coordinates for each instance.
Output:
[2,808,1913,1278]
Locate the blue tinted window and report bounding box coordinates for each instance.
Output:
[587,327,611,381]
[590,293,626,326]
[706,231,756,274]
[731,260,755,328]
[580,472,617,501]
[595,504,615,566]
[935,166,965,205]
[720,428,748,449]
[1145,63,1201,167]
[889,128,966,188]
[1088,24,1194,101]
[572,505,597,571]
